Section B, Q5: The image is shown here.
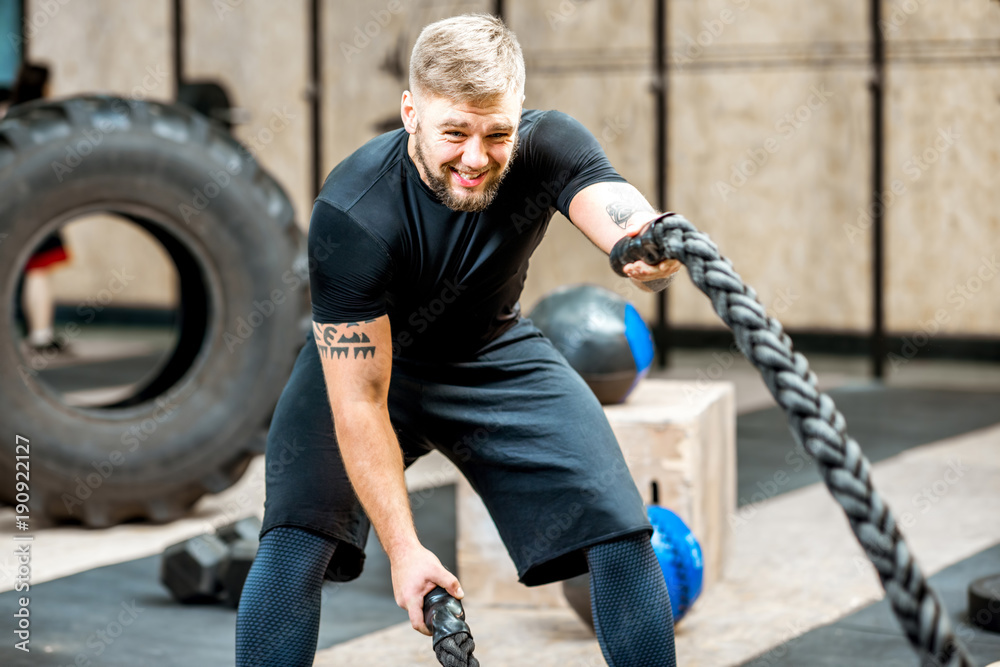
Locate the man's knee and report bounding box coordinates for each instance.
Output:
[586,531,654,573]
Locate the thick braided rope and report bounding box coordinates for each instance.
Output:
[618,214,974,667]
[434,633,479,667]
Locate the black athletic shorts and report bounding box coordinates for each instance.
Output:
[260,316,652,586]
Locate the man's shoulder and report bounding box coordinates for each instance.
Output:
[516,108,596,162]
[518,108,553,139]
[519,108,580,134]
[316,129,408,212]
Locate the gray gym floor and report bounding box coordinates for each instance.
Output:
[0,486,455,667]
[3,336,999,665]
[739,543,1000,667]
[736,385,1000,505]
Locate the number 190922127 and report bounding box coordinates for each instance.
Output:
[14,435,30,524]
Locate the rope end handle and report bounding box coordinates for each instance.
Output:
[423,586,479,665]
[609,211,678,277]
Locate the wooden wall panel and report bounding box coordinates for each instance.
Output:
[669,67,872,330]
[884,64,1000,334]
[184,0,311,232]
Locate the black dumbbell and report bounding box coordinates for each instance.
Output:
[969,574,1000,634]
[216,516,261,608]
[160,516,262,607]
[160,533,230,604]
[217,516,262,544]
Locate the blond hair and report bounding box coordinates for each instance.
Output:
[409,14,525,107]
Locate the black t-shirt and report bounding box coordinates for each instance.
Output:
[308,109,627,361]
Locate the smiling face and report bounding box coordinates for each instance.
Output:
[402,89,522,212]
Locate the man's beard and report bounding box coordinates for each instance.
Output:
[413,129,519,213]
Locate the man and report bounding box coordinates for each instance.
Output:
[3,63,74,358]
[236,13,681,667]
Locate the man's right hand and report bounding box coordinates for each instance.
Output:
[313,316,462,633]
[390,542,465,636]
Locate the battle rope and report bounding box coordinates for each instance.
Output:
[423,586,480,667]
[610,213,974,667]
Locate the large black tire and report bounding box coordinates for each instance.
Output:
[0,95,308,527]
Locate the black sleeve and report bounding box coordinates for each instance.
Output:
[308,199,394,324]
[524,110,629,218]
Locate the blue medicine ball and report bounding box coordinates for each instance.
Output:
[528,284,655,404]
[647,505,704,622]
[562,504,704,630]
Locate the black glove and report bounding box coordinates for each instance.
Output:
[609,213,679,292]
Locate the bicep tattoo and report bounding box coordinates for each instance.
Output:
[605,184,655,229]
[313,320,377,360]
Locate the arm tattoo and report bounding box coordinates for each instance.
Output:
[605,185,655,229]
[313,320,377,360]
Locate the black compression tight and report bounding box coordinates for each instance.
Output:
[586,533,677,667]
[235,527,676,666]
[235,526,337,667]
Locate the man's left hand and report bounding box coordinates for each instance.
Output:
[620,219,682,290]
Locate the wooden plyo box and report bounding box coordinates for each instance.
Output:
[456,379,736,608]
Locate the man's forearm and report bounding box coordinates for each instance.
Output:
[333,402,419,560]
